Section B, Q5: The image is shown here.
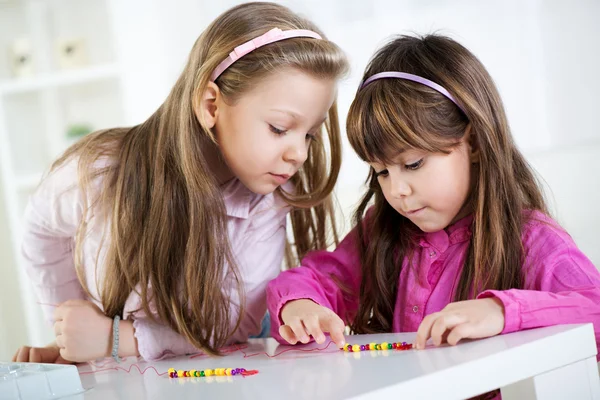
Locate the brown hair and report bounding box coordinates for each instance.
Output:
[346,34,547,333]
[49,2,348,354]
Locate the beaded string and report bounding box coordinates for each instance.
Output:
[168,367,258,378]
[342,341,413,352]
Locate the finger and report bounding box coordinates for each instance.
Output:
[55,334,65,349]
[431,314,465,346]
[415,313,439,350]
[30,347,60,364]
[53,305,64,322]
[16,346,31,362]
[53,321,62,337]
[447,323,473,346]
[288,318,309,343]
[321,315,346,347]
[279,325,298,345]
[303,315,326,344]
[12,348,20,362]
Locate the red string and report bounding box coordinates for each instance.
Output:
[80,341,339,377]
[79,364,168,377]
[233,340,339,358]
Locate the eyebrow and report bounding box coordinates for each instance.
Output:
[270,109,328,130]
[270,109,300,119]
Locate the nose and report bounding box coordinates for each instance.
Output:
[389,173,412,198]
[282,136,309,165]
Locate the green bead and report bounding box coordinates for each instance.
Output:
[388,343,392,349]
[200,371,205,377]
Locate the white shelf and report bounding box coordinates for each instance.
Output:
[0,63,120,95]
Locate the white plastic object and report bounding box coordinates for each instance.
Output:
[0,362,84,400]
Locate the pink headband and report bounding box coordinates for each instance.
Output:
[210,27,323,81]
[360,71,466,114]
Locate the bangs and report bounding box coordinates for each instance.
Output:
[347,79,468,164]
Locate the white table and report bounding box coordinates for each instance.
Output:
[70,324,599,400]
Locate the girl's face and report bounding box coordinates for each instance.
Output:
[205,68,337,195]
[370,135,474,232]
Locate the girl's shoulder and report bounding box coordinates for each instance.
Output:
[521,209,576,253]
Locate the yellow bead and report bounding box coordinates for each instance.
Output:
[382,342,389,350]
[343,343,350,351]
[190,370,196,377]
[177,370,184,377]
[168,368,175,374]
[369,342,376,351]
[205,369,214,376]
[226,368,233,376]
[218,368,225,376]
[352,345,360,352]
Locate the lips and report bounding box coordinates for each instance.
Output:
[404,207,425,215]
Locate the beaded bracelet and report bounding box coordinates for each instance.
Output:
[167,367,258,378]
[342,341,413,352]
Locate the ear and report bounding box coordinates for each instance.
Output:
[194,81,221,129]
[464,124,480,163]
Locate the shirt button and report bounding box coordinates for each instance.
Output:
[412,305,419,313]
[429,250,436,257]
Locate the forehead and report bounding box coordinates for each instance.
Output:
[239,68,336,114]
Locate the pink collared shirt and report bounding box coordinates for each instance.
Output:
[22,159,290,360]
[267,210,600,358]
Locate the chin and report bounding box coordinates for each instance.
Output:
[414,221,446,233]
[243,180,277,196]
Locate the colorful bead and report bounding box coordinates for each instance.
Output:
[341,341,413,352]
[168,367,256,378]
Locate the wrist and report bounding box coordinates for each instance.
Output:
[117,319,140,358]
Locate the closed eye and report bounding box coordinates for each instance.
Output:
[269,124,287,135]
[405,159,423,171]
[375,169,389,178]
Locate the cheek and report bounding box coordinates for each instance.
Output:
[425,157,471,204]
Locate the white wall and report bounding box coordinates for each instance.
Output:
[0,173,28,361]
[0,0,599,360]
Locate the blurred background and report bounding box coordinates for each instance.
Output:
[0,0,598,361]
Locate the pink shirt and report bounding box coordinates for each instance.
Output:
[267,210,600,357]
[22,159,290,360]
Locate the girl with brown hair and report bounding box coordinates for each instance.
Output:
[268,34,600,361]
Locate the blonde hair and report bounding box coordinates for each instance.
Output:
[50,2,348,355]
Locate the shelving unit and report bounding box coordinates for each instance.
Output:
[0,0,126,345]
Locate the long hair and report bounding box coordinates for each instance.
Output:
[49,2,348,354]
[346,34,547,333]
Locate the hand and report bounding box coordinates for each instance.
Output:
[415,298,505,350]
[12,342,72,364]
[53,299,113,362]
[279,299,346,348]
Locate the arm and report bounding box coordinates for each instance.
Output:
[266,222,364,343]
[477,215,600,341]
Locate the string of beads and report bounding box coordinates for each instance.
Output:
[342,341,413,352]
[167,367,258,378]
